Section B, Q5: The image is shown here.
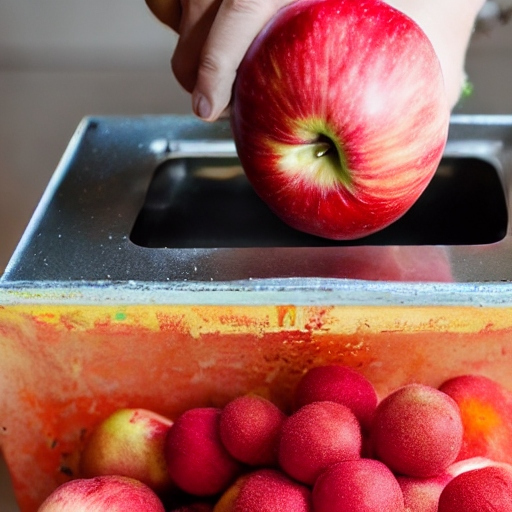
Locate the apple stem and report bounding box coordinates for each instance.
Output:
[315,142,332,158]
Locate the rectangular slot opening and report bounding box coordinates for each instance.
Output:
[130,156,508,248]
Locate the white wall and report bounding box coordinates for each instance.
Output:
[0,0,511,112]
[0,0,176,70]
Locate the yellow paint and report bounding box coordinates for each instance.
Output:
[1,303,511,335]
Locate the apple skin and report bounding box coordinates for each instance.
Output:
[231,0,450,240]
[37,475,166,512]
[79,408,174,494]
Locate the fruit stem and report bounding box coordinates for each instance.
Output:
[314,142,332,158]
[313,133,352,188]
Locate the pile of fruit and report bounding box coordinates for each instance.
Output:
[38,366,512,511]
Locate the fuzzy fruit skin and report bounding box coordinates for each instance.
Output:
[214,469,312,512]
[278,400,361,485]
[294,365,378,432]
[79,408,174,493]
[439,375,512,464]
[313,459,405,512]
[231,0,449,240]
[370,384,463,477]
[397,472,452,512]
[438,465,512,512]
[397,457,505,512]
[164,407,242,497]
[219,394,286,466]
[37,475,165,512]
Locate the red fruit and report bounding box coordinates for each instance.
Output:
[164,408,242,496]
[438,465,512,511]
[397,457,505,512]
[294,365,378,431]
[219,394,286,466]
[278,401,361,485]
[439,374,512,464]
[313,459,405,512]
[214,469,312,512]
[370,384,463,477]
[397,473,452,512]
[38,475,165,512]
[231,0,449,240]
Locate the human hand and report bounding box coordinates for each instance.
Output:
[146,0,486,121]
[386,0,486,109]
[146,0,296,121]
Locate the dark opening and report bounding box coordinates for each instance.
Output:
[130,157,508,248]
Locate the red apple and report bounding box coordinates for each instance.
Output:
[231,0,449,240]
[80,408,174,494]
[38,475,165,512]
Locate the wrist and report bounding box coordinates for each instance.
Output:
[385,0,486,108]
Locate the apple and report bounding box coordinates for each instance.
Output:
[231,0,450,240]
[79,408,174,494]
[37,475,165,512]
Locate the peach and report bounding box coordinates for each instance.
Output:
[79,408,174,493]
[397,473,452,512]
[439,374,512,464]
[164,407,242,497]
[219,394,286,466]
[438,465,512,511]
[214,469,312,512]
[312,459,405,512]
[398,457,504,512]
[38,475,165,512]
[278,400,361,485]
[294,364,378,431]
[370,384,463,477]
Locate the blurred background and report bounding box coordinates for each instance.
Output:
[0,0,510,510]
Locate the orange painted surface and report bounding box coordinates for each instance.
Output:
[0,303,511,511]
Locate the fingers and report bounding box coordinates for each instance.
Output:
[171,0,223,93]
[191,0,296,121]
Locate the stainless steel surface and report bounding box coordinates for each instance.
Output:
[1,114,512,288]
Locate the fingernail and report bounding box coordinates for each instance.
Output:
[193,93,211,120]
